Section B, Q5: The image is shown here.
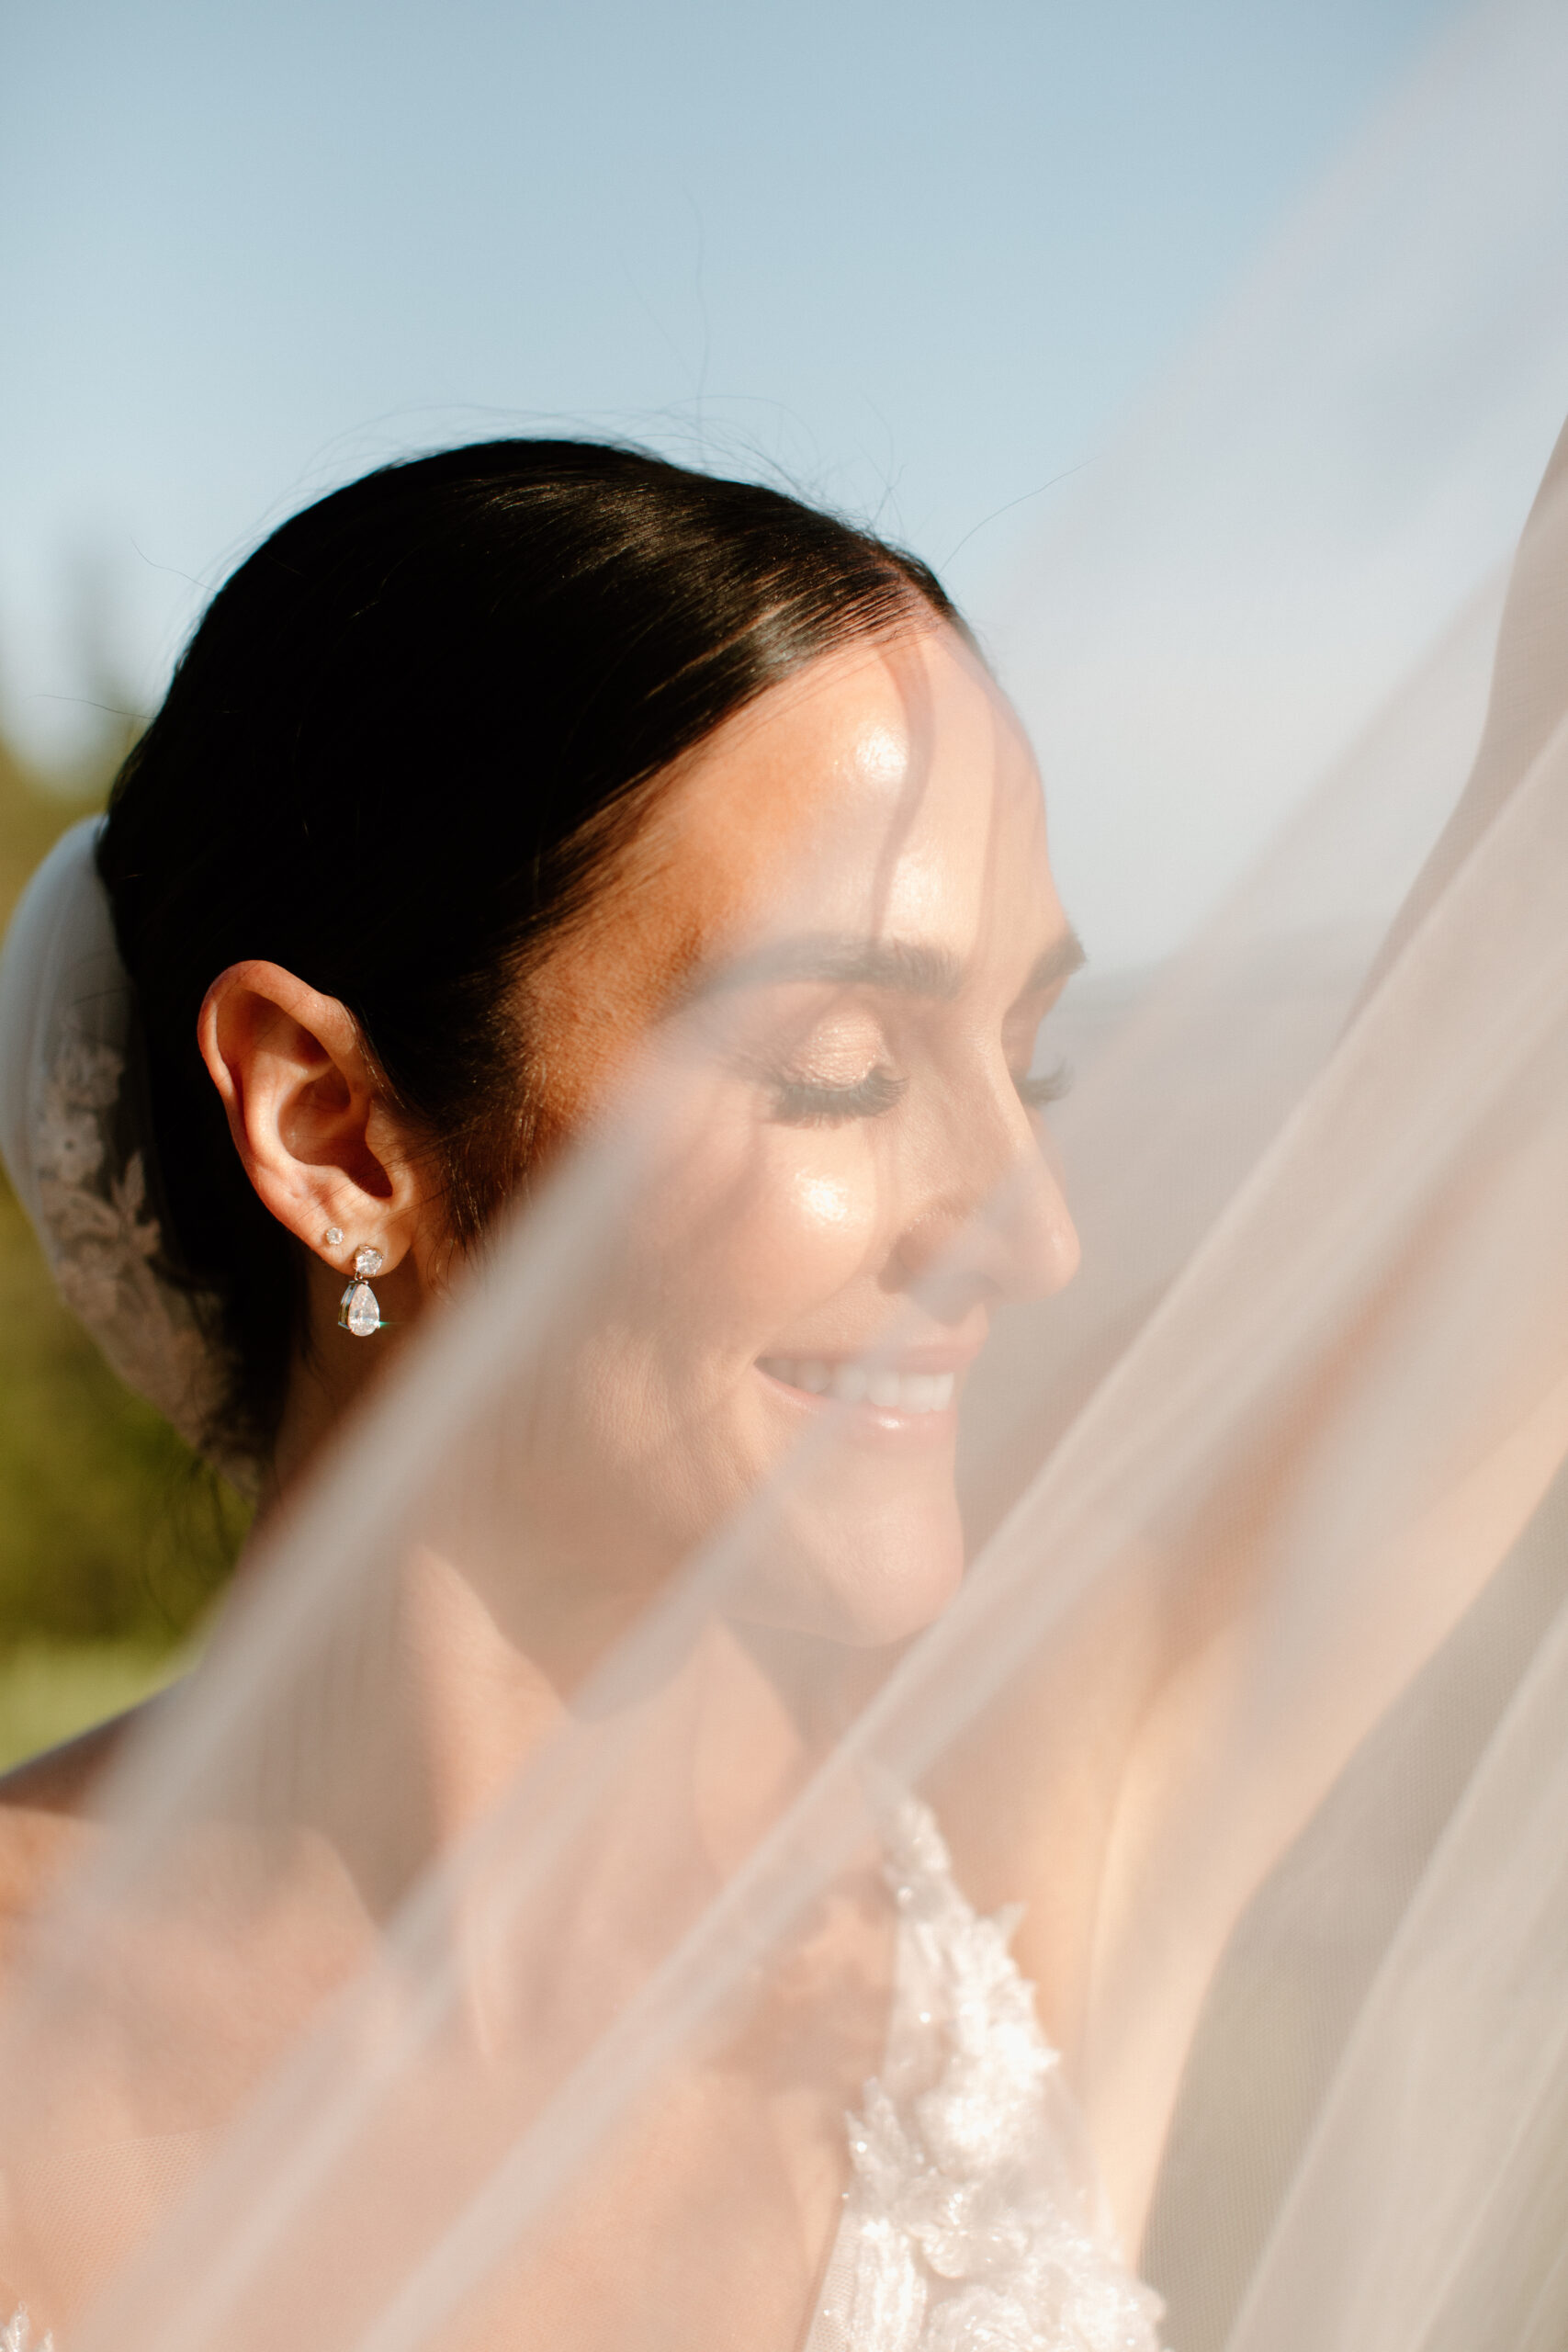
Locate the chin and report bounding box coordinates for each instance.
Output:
[741,1486,967,1647]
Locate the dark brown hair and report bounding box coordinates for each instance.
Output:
[98,439,958,1461]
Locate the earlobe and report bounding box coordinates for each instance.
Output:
[196,961,412,1271]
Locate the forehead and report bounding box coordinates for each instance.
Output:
[645,624,1054,961]
[526,628,1063,1122]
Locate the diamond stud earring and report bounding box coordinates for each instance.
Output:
[338,1244,385,1338]
[323,1225,344,1248]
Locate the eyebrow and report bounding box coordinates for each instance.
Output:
[713,928,1086,1001]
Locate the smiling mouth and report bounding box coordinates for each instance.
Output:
[755,1358,957,1414]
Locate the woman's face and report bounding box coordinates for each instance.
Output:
[514,622,1081,1645]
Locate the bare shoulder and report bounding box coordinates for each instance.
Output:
[0,1704,152,1968]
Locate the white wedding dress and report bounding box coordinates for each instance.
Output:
[807,1798,1163,2352]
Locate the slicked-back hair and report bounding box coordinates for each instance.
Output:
[99,439,959,1460]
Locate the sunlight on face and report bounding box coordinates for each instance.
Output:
[522,623,1082,1643]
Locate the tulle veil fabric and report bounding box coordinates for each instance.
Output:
[6,5,1568,2344]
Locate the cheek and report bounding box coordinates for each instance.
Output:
[544,1120,886,1552]
[666,1129,884,1348]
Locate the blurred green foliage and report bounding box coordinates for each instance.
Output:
[0,1645,189,1772]
[0,724,249,1760]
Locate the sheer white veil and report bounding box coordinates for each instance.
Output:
[5,4,1568,2346]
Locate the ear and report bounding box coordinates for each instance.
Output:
[197,961,430,1279]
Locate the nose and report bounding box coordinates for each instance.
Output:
[885,1088,1080,1319]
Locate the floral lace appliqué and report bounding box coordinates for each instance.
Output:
[2,2311,53,2352]
[808,1798,1165,2352]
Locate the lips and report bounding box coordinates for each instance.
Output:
[756,1358,957,1414]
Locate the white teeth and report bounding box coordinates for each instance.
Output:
[758,1360,957,1413]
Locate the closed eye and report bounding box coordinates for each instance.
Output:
[769,1069,909,1126]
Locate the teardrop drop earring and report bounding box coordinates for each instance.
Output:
[338,1244,385,1338]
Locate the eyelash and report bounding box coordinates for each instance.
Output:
[1016,1061,1071,1110]
[767,1059,1071,1126]
[769,1069,909,1126]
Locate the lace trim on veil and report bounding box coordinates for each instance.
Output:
[807,1797,1164,2352]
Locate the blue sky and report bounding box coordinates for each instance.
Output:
[3,0,1461,777]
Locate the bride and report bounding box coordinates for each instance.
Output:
[0,439,1150,2346]
[2,414,1567,2350]
[1,438,1080,1707]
